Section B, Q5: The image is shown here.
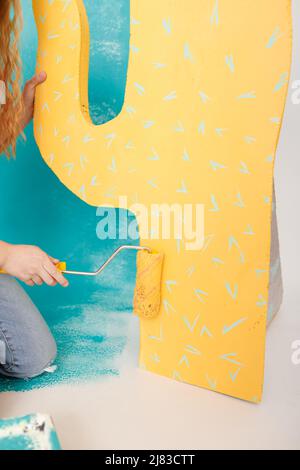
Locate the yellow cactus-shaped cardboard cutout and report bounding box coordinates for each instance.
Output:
[33,0,292,401]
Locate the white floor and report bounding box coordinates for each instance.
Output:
[1,284,299,450]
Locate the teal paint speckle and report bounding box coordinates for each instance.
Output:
[0,435,31,451]
[0,414,61,450]
[0,0,134,393]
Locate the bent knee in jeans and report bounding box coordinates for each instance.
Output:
[0,275,57,379]
[0,326,57,379]
[0,329,57,379]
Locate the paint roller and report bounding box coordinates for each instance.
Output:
[0,245,164,320]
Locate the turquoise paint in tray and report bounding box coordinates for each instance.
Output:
[0,0,134,393]
[0,414,61,450]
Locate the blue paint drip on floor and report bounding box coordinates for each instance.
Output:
[0,0,133,393]
[0,414,61,450]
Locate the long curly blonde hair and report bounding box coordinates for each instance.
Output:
[0,0,23,158]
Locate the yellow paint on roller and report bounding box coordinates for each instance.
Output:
[134,251,164,320]
[32,0,292,401]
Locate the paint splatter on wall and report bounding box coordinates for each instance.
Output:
[0,0,133,393]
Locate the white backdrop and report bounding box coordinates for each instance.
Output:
[276,0,300,296]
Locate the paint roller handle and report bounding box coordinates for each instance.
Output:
[63,245,151,276]
[0,262,67,275]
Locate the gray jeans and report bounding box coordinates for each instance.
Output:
[0,275,57,379]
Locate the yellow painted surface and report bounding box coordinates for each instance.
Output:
[32,0,292,401]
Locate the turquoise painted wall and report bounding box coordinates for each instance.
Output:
[0,0,136,392]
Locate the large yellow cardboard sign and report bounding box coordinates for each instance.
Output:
[33,0,292,402]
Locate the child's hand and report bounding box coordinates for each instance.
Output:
[21,71,47,129]
[0,242,69,287]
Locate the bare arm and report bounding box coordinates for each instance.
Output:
[20,71,47,131]
[0,241,68,287]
